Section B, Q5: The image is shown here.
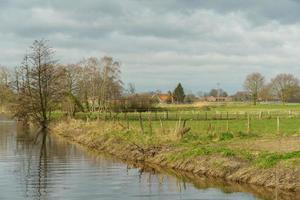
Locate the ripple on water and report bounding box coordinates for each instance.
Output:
[0,122,288,200]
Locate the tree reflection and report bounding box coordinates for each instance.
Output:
[15,127,53,200]
[36,130,48,199]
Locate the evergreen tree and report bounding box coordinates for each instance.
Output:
[173,83,185,103]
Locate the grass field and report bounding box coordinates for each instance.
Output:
[53,102,300,168]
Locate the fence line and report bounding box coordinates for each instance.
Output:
[74,110,300,122]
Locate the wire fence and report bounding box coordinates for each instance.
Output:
[74,110,300,121]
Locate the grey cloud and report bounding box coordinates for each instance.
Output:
[1,0,300,93]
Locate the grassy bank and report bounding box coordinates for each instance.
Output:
[52,115,300,192]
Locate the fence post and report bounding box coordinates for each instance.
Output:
[207,122,212,134]
[277,116,280,135]
[139,112,144,134]
[148,112,152,135]
[259,111,262,120]
[247,113,250,134]
[226,120,229,132]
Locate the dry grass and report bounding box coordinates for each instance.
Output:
[52,119,180,148]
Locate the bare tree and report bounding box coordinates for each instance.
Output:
[244,73,265,105]
[15,40,65,129]
[72,56,123,113]
[61,64,84,116]
[260,83,273,102]
[98,56,123,111]
[0,66,10,86]
[0,66,14,112]
[271,73,300,103]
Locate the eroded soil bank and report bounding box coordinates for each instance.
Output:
[51,119,300,196]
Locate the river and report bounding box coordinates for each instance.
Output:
[0,119,295,200]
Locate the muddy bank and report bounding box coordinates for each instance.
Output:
[52,120,300,195]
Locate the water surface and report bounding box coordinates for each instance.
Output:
[0,120,296,200]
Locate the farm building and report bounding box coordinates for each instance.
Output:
[153,93,173,104]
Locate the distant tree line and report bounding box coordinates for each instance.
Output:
[243,72,300,105]
[1,40,300,129]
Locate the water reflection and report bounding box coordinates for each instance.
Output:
[0,120,298,200]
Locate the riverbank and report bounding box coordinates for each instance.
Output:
[52,119,300,195]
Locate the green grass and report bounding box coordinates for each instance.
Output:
[167,144,300,168]
[167,146,237,161]
[52,102,300,146]
[117,117,300,137]
[53,102,300,169]
[256,151,300,168]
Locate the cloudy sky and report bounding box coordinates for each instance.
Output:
[1,0,300,94]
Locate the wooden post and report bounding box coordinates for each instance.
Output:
[247,113,250,134]
[207,122,212,134]
[139,112,144,134]
[148,113,152,134]
[226,120,229,132]
[259,111,262,120]
[277,116,280,135]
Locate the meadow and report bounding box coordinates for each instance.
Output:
[53,102,300,169]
